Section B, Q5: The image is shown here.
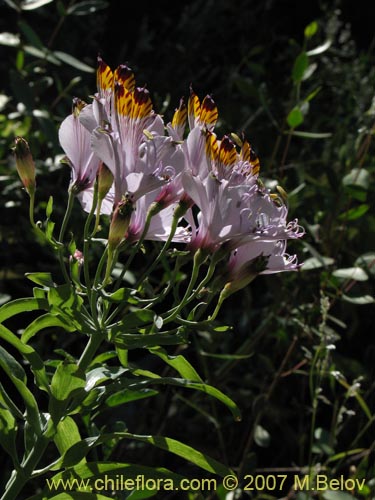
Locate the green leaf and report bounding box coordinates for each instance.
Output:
[18,20,44,48]
[254,424,271,448]
[50,362,86,402]
[126,376,241,421]
[0,345,41,432]
[105,388,158,406]
[24,45,61,65]
[103,287,139,304]
[355,253,375,276]
[148,347,203,381]
[49,362,86,423]
[0,407,18,464]
[292,52,308,83]
[332,267,368,281]
[55,433,233,477]
[0,32,20,46]
[307,39,332,56]
[26,272,55,287]
[0,323,50,392]
[40,462,186,499]
[22,313,76,343]
[0,296,47,322]
[54,416,86,466]
[342,168,370,190]
[111,309,156,331]
[344,185,367,202]
[54,51,95,73]
[312,427,335,455]
[47,285,92,332]
[341,294,375,305]
[339,204,369,221]
[21,0,54,9]
[289,130,332,139]
[304,21,318,38]
[287,107,304,128]
[113,332,187,349]
[46,195,54,218]
[85,366,128,391]
[0,381,24,419]
[301,256,335,270]
[67,0,109,16]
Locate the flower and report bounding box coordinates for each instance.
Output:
[58,98,101,196]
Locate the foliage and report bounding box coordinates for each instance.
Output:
[0,1,375,500]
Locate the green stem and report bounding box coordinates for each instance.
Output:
[78,332,105,371]
[83,184,99,319]
[58,189,76,283]
[136,206,180,288]
[1,435,48,500]
[163,248,206,324]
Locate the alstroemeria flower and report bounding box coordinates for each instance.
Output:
[183,131,303,253]
[59,98,101,196]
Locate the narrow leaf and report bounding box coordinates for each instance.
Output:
[21,313,76,343]
[0,297,48,322]
[149,347,202,381]
[332,267,368,281]
[289,130,332,139]
[54,51,95,73]
[307,39,332,56]
[292,52,308,83]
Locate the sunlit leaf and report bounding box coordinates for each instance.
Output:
[54,51,95,73]
[67,0,109,16]
[148,347,202,381]
[254,424,270,448]
[307,39,332,56]
[106,388,158,406]
[332,267,368,281]
[289,130,332,139]
[341,294,375,305]
[21,0,54,10]
[301,257,334,270]
[25,272,55,287]
[342,169,370,190]
[0,32,20,46]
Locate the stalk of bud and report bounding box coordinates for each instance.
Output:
[13,137,36,197]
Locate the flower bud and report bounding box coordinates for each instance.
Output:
[108,196,134,250]
[13,137,36,196]
[224,254,269,296]
[97,162,114,201]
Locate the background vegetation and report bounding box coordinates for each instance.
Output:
[0,0,374,498]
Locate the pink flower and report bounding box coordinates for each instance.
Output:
[58,99,101,195]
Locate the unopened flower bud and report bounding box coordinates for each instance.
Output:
[224,254,269,296]
[108,196,134,250]
[97,162,114,201]
[13,137,36,196]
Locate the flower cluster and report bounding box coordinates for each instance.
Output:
[58,57,304,292]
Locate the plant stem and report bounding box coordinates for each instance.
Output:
[78,332,105,371]
[1,435,48,500]
[163,248,206,324]
[58,189,75,283]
